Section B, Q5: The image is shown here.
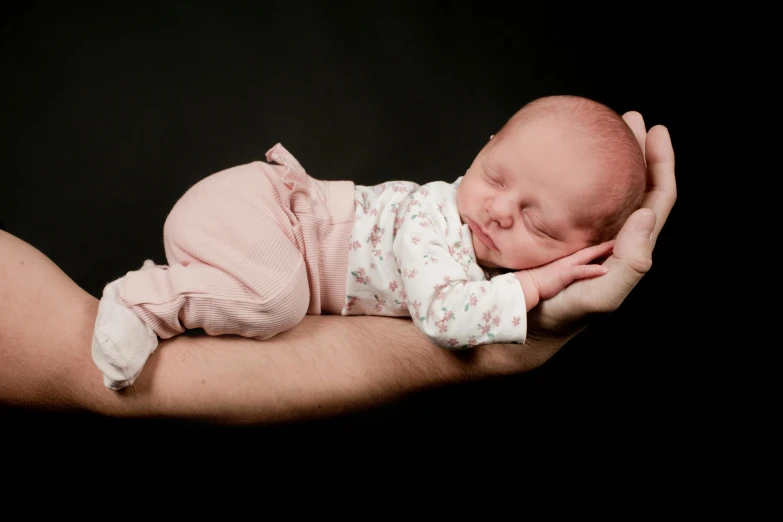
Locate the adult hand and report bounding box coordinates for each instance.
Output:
[525,112,677,342]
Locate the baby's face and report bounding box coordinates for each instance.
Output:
[457,118,614,270]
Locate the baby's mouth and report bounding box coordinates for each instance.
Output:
[466,218,497,251]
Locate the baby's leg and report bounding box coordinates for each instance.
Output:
[93,256,310,390]
[92,160,313,390]
[124,256,310,340]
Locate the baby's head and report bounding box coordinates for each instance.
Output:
[456,95,646,270]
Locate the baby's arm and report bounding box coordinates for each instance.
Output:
[394,187,528,349]
[515,241,615,310]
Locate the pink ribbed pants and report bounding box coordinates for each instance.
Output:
[117,143,355,341]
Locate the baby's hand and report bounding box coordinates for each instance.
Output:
[515,241,614,311]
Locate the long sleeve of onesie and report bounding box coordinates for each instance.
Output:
[392,182,528,349]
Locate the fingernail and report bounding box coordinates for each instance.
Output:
[634,210,656,239]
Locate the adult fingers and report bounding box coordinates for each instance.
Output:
[641,125,677,244]
[623,111,647,157]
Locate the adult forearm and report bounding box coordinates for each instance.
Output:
[92,314,566,424]
[0,230,567,425]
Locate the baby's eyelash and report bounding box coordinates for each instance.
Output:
[485,172,502,185]
[524,211,549,238]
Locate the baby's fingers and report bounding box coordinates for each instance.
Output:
[567,240,615,266]
[568,264,610,282]
[540,263,610,301]
[545,264,609,300]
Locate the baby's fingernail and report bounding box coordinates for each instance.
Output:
[634,210,656,239]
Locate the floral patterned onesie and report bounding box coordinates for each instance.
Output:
[341,176,528,349]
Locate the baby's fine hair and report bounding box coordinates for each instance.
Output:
[503,95,647,243]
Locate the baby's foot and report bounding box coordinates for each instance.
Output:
[91,278,159,390]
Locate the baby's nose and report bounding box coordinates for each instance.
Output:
[488,200,513,227]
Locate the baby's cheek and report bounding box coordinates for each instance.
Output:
[455,187,467,213]
[504,242,543,271]
[476,245,500,268]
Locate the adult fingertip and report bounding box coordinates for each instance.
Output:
[647,126,675,165]
[622,110,643,122]
[649,124,671,140]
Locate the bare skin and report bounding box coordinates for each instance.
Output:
[0,112,675,425]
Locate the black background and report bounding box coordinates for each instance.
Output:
[1,2,697,460]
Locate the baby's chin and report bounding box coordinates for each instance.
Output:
[476,257,500,269]
[476,255,522,273]
[476,257,513,273]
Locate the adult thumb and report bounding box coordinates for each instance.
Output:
[612,208,657,277]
